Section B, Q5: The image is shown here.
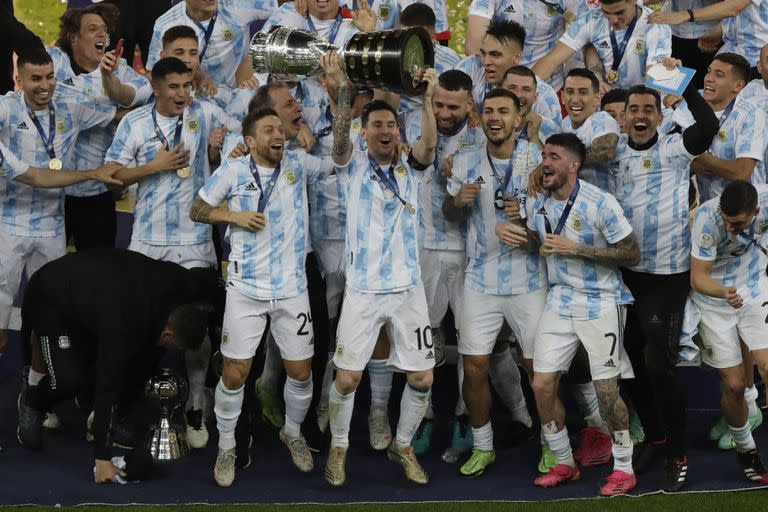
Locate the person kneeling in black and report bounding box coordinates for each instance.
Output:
[16,249,219,483]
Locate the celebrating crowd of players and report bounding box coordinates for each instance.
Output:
[3,0,768,497]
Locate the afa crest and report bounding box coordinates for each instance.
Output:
[351,119,362,133]
[395,164,407,176]
[378,0,392,20]
[56,121,66,134]
[633,39,644,55]
[698,232,714,249]
[222,28,234,41]
[641,157,652,171]
[285,170,297,185]
[187,118,200,133]
[545,5,557,16]
[758,221,768,235]
[572,216,584,232]
[717,129,727,142]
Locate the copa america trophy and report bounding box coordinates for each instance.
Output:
[249,26,435,95]
[145,368,190,460]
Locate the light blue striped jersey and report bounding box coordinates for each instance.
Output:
[339,148,427,293]
[561,111,620,194]
[0,91,115,237]
[615,132,694,274]
[518,116,562,147]
[264,3,359,45]
[47,46,152,197]
[720,0,768,67]
[199,151,333,299]
[339,0,449,32]
[527,179,635,319]
[147,0,277,88]
[674,96,768,202]
[457,55,563,125]
[399,45,462,116]
[468,0,589,91]
[448,140,546,295]
[106,100,240,245]
[560,6,672,90]
[691,184,768,307]
[666,0,719,39]
[0,140,29,180]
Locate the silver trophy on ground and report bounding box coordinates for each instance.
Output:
[249,25,435,95]
[145,368,190,460]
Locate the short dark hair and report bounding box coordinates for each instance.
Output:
[624,85,661,112]
[484,88,521,112]
[713,52,751,84]
[565,68,600,93]
[56,3,120,55]
[242,107,280,137]
[361,100,399,127]
[545,132,586,168]
[247,82,288,113]
[484,19,526,51]
[601,88,627,108]
[399,3,436,28]
[17,48,53,70]
[151,57,191,83]
[167,304,209,351]
[601,0,629,5]
[162,25,199,49]
[720,180,758,216]
[438,70,473,94]
[502,65,538,89]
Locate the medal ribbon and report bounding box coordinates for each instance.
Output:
[609,9,640,73]
[151,107,184,148]
[249,157,282,213]
[718,99,736,128]
[186,9,218,61]
[25,100,56,160]
[307,9,344,44]
[543,180,580,235]
[486,149,515,196]
[736,223,768,256]
[369,154,410,209]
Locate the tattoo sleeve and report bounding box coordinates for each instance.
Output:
[442,192,469,222]
[189,195,216,224]
[584,133,618,165]
[593,378,629,431]
[527,228,542,253]
[332,83,353,165]
[574,233,641,267]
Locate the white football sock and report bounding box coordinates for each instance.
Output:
[329,382,355,448]
[745,385,760,417]
[367,359,392,413]
[542,421,575,467]
[283,375,313,439]
[472,421,494,451]
[611,429,634,474]
[214,379,244,451]
[730,420,757,452]
[395,384,431,449]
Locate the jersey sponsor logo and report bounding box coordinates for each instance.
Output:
[222,27,234,41]
[698,232,714,249]
[604,358,616,367]
[16,122,29,130]
[58,335,71,349]
[245,182,258,191]
[475,176,485,184]
[503,4,516,13]
[598,41,610,49]
[425,350,434,360]
[62,77,75,86]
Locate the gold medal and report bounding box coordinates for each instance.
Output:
[605,70,619,85]
[176,166,191,179]
[48,158,62,170]
[539,246,549,257]
[405,202,415,214]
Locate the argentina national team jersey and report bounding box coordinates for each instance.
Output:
[263,3,359,45]
[48,46,152,198]
[560,6,671,89]
[666,0,719,39]
[615,133,694,274]
[691,185,768,307]
[106,100,240,246]
[0,92,115,237]
[468,0,588,91]
[339,149,427,293]
[147,0,276,88]
[399,45,462,115]
[199,152,334,300]
[0,140,29,180]
[447,140,547,295]
[720,0,768,66]
[561,111,620,194]
[527,179,635,319]
[457,55,563,126]
[674,97,768,202]
[339,0,447,31]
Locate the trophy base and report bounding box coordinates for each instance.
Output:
[147,418,191,460]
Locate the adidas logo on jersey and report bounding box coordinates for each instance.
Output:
[63,77,75,86]
[425,350,434,360]
[475,176,485,184]
[598,41,610,49]
[245,182,258,191]
[604,358,616,368]
[504,4,516,13]
[16,122,29,130]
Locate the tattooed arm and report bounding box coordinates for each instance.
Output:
[321,51,354,166]
[584,133,619,165]
[542,232,641,267]
[189,195,266,232]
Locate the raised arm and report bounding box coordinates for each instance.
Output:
[532,42,575,82]
[100,47,138,108]
[321,51,354,166]
[649,0,753,24]
[412,68,438,167]
[681,83,718,155]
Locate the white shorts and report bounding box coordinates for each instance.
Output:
[695,298,768,369]
[0,229,66,328]
[459,287,546,359]
[534,307,627,380]
[129,240,216,269]
[335,282,435,372]
[313,239,346,319]
[419,247,465,330]
[220,285,315,362]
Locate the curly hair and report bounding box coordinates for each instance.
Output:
[55,3,120,55]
